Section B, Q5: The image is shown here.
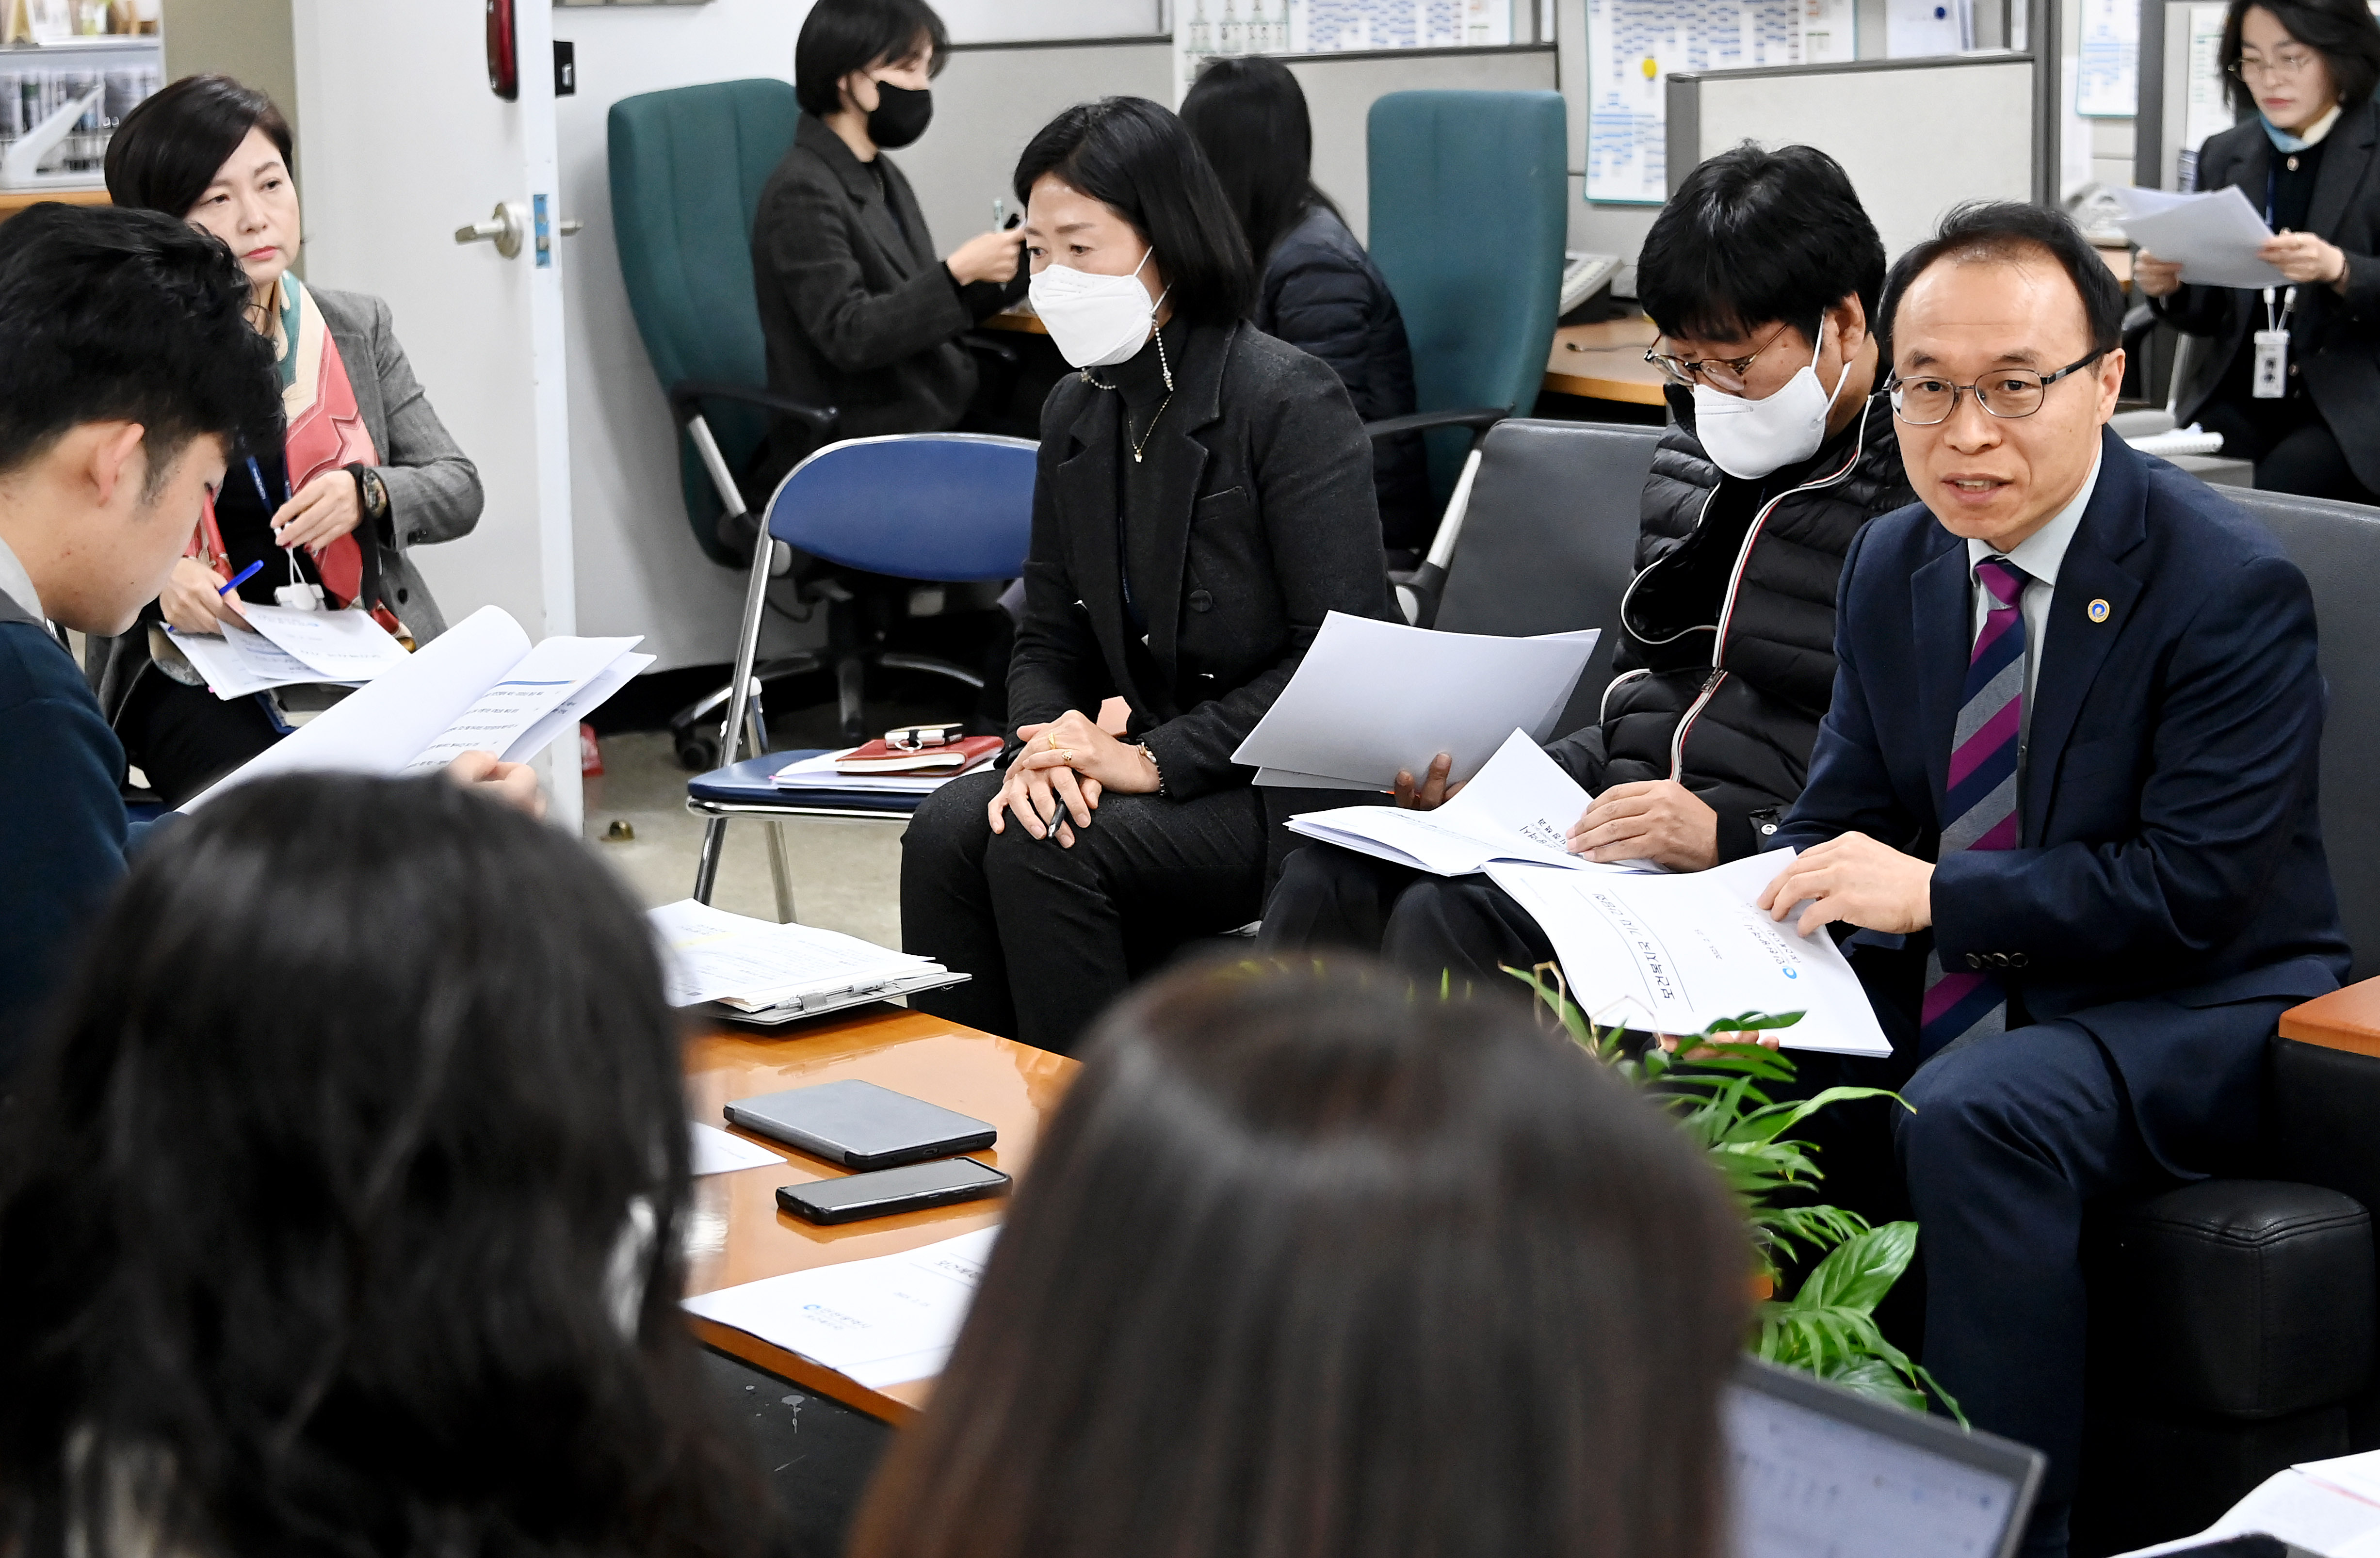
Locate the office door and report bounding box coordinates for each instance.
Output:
[288,0,583,830]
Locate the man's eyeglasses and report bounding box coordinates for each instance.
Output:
[1644,322,1790,391]
[1885,353,2103,425]
[2229,48,2319,79]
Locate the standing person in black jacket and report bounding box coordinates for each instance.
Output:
[2137,0,2380,501]
[1258,144,1913,981]
[1181,56,1433,554]
[748,0,1027,493]
[900,98,1393,1055]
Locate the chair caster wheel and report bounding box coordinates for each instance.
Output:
[675,731,721,772]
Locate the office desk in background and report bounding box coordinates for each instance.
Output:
[0,188,111,222]
[681,1009,1076,1424]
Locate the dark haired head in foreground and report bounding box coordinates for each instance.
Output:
[0,774,768,1558]
[851,957,1750,1558]
[1013,95,1256,327]
[0,203,277,573]
[1637,141,1886,346]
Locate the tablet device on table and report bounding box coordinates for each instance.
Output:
[1728,1356,2045,1558]
[724,1079,996,1169]
[776,1157,1010,1225]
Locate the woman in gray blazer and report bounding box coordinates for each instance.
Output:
[93,73,482,805]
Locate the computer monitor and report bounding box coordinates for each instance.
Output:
[1728,1356,2048,1558]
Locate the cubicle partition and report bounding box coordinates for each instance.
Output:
[1664,49,2043,259]
[2134,0,2234,192]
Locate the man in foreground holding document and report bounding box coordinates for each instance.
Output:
[0,206,538,1063]
[1258,144,1912,977]
[1759,201,2348,1558]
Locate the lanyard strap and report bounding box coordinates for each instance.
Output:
[2264,284,2299,332]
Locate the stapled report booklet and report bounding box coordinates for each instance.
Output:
[176,605,653,811]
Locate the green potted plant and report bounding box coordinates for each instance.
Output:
[1506,963,1960,1422]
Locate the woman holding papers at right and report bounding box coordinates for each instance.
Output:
[898,97,1393,1054]
[2138,0,2380,501]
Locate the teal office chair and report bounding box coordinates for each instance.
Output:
[610,79,833,769]
[1364,89,1569,625]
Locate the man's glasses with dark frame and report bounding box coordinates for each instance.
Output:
[1885,352,2104,425]
[1643,321,1793,390]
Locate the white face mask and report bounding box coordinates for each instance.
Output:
[1691,328,1853,480]
[1030,246,1167,369]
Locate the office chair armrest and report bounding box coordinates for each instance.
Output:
[667,380,839,441]
[959,332,1020,368]
[1361,407,1506,441]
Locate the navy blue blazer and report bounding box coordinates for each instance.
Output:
[0,595,134,1075]
[1773,430,2349,1169]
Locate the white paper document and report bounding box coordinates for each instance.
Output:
[683,1227,999,1389]
[1285,728,1653,878]
[650,899,946,1011]
[2114,184,2288,289]
[236,602,413,680]
[2113,1455,2380,1555]
[165,622,324,699]
[689,1121,786,1176]
[177,606,648,811]
[1481,851,1892,1056]
[1230,611,1601,791]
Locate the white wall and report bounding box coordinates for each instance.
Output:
[550,6,1172,670]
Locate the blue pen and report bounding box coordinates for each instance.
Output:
[218,559,264,595]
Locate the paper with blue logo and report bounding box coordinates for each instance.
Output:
[1483,850,1891,1057]
[681,1227,998,1389]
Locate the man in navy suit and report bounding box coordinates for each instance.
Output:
[1758,202,2349,1557]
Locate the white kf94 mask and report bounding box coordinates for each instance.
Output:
[1030,247,1168,370]
[1691,328,1852,480]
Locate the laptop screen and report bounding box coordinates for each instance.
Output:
[1727,1358,2046,1558]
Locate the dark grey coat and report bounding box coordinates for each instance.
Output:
[89,283,483,721]
[2153,98,2380,491]
[1007,318,1394,806]
[749,114,1017,492]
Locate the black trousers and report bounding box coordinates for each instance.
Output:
[1255,843,1558,992]
[118,668,283,808]
[2194,392,2380,503]
[900,769,1270,1054]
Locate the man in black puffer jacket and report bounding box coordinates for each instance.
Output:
[1259,143,1913,980]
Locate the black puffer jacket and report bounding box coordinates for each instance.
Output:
[1256,206,1434,551]
[1545,385,1914,861]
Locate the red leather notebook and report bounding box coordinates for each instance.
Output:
[834,735,1003,774]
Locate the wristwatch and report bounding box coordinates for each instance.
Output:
[346,462,390,526]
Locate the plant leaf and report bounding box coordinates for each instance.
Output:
[1790,1221,1919,1316]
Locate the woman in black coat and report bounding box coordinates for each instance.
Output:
[2139,0,2380,500]
[1181,57,1434,553]
[900,97,1394,1054]
[748,0,1026,492]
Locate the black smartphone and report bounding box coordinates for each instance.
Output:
[776,1157,1010,1225]
[724,1079,996,1169]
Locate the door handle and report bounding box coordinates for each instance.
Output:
[453,201,529,258]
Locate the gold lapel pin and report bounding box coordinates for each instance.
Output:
[2087,599,2111,623]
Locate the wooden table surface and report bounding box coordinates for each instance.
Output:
[680,1007,1077,1424]
[0,187,109,219]
[2279,979,2380,1059]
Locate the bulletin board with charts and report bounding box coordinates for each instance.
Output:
[1584,0,1855,204]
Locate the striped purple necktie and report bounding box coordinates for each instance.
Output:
[1919,555,2031,1056]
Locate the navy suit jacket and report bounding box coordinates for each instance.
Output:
[0,593,135,1076]
[1773,430,2349,1171]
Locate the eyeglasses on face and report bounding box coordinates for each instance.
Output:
[1644,322,1791,391]
[2229,47,2319,78]
[1884,352,2104,425]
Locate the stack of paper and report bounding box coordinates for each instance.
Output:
[1230,610,1601,789]
[650,899,952,1012]
[1287,728,1655,877]
[683,1227,998,1388]
[166,601,413,699]
[1480,851,1891,1056]
[2115,1449,2380,1554]
[2112,185,2288,289]
[774,748,968,795]
[689,1121,786,1177]
[178,606,653,811]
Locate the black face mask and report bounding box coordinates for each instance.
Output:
[867,82,933,149]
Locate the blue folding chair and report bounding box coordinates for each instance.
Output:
[686,433,1038,919]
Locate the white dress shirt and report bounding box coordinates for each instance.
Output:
[0,531,42,622]
[1966,449,2100,738]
